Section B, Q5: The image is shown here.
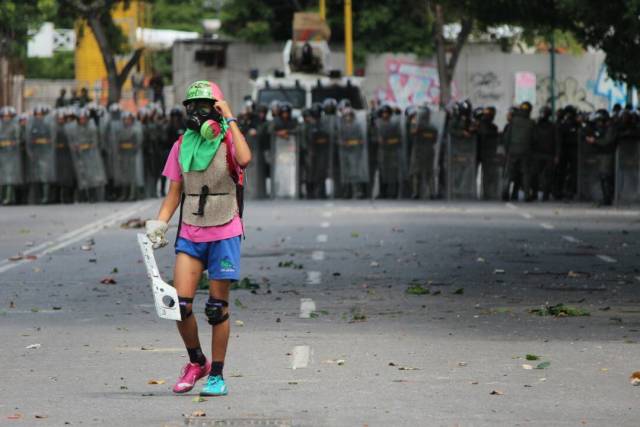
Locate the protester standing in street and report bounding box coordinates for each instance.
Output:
[145,80,251,397]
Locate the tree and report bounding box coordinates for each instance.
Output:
[560,0,640,102]
[219,0,435,59]
[58,0,144,104]
[0,0,53,105]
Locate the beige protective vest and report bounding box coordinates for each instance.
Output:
[182,143,238,226]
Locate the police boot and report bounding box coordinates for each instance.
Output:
[116,186,127,202]
[126,184,137,201]
[600,178,613,206]
[2,185,16,205]
[40,184,51,204]
[410,176,420,199]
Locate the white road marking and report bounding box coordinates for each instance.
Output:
[299,298,316,318]
[324,202,334,208]
[291,345,311,369]
[596,254,617,263]
[306,271,322,285]
[520,212,533,219]
[311,250,325,261]
[562,235,581,244]
[316,234,328,243]
[321,211,333,218]
[0,202,154,274]
[320,221,331,228]
[506,203,517,210]
[540,222,555,230]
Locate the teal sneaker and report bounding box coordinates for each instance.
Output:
[200,375,228,397]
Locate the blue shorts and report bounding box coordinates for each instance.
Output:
[175,236,241,281]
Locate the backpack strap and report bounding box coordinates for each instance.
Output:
[223,135,246,226]
[174,134,185,247]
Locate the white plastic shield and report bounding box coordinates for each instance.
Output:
[137,233,181,321]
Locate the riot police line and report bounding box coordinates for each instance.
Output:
[3,99,638,206]
[249,97,638,206]
[0,103,185,205]
[442,100,640,206]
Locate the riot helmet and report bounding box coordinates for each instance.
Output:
[539,106,552,121]
[519,101,532,117]
[182,80,224,132]
[323,98,338,115]
[310,102,323,119]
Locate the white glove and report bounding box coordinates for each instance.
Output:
[145,220,169,249]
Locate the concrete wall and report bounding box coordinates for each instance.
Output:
[366,44,616,128]
[172,41,627,128]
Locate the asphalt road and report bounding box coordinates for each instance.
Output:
[1,199,640,426]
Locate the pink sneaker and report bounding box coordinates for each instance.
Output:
[172,360,211,393]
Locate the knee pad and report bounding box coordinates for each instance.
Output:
[205,297,229,326]
[178,296,194,320]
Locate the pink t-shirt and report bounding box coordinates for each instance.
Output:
[162,138,243,243]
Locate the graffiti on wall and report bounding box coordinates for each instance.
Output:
[469,71,504,105]
[536,75,595,111]
[376,59,459,109]
[587,64,637,110]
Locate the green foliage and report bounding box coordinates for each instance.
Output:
[231,277,260,291]
[24,51,74,79]
[0,0,54,56]
[560,0,640,87]
[151,0,218,32]
[406,283,430,295]
[220,0,275,44]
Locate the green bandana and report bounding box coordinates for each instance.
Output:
[179,121,228,173]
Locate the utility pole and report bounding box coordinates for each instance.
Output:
[319,0,326,20]
[344,0,353,76]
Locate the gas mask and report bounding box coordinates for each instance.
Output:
[185,101,222,134]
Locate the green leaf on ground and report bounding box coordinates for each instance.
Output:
[406,283,429,295]
[536,361,551,369]
[278,260,304,269]
[234,298,245,308]
[526,354,540,361]
[231,277,260,291]
[453,288,464,295]
[351,232,360,238]
[529,303,590,317]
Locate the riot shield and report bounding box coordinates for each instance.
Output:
[430,110,447,197]
[244,127,267,199]
[272,134,299,199]
[26,116,56,184]
[114,123,142,187]
[576,131,601,201]
[67,121,106,190]
[54,121,75,187]
[0,118,24,185]
[479,132,504,200]
[376,118,403,196]
[338,111,369,186]
[446,126,477,200]
[614,140,640,204]
[320,114,339,197]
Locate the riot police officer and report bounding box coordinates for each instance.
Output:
[376,104,403,198]
[585,109,615,206]
[532,106,558,201]
[502,101,535,201]
[555,105,580,200]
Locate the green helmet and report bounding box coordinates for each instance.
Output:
[183,80,216,106]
